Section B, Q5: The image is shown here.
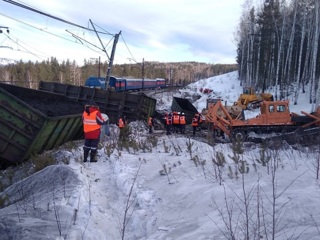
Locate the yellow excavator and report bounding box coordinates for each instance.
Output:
[234,87,273,110]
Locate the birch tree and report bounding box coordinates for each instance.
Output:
[294,1,308,104]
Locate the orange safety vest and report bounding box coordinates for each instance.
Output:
[83,110,100,133]
[179,116,186,125]
[118,118,125,128]
[148,117,153,126]
[173,114,180,124]
[192,117,199,127]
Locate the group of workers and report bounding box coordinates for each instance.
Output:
[162,111,204,136]
[163,111,187,135]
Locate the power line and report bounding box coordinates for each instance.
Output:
[0,12,104,59]
[120,33,138,63]
[0,12,76,43]
[3,0,112,35]
[4,32,45,60]
[1,0,141,65]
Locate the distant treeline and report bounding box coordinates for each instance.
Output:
[0,58,238,89]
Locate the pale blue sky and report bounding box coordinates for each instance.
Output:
[0,0,244,65]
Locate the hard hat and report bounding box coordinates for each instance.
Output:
[182,112,185,115]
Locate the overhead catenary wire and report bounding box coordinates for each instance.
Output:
[89,19,110,61]
[1,0,144,65]
[2,0,112,35]
[120,34,138,63]
[0,12,76,43]
[3,32,45,60]
[0,12,103,60]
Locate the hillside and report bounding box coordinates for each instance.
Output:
[0,59,237,88]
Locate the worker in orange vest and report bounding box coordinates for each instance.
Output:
[172,111,180,133]
[117,115,126,140]
[82,102,106,162]
[165,112,172,135]
[179,112,186,134]
[118,116,125,129]
[192,113,199,136]
[148,115,154,133]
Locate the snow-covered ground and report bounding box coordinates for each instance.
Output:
[1,71,320,240]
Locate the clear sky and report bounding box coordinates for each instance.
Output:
[0,0,244,65]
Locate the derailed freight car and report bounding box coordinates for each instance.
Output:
[0,83,84,168]
[38,81,157,124]
[171,97,199,124]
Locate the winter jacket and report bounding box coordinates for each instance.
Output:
[192,117,199,127]
[83,106,104,139]
[118,118,125,128]
[148,117,154,126]
[179,115,186,125]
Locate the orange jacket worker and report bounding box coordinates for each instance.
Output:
[192,114,199,136]
[148,116,154,133]
[118,117,125,128]
[179,113,186,134]
[83,103,105,162]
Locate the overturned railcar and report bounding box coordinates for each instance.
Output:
[38,81,157,124]
[0,83,84,167]
[171,97,199,124]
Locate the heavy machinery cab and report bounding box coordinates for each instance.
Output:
[243,87,254,95]
[206,99,320,141]
[235,87,274,110]
[247,100,291,125]
[207,100,295,137]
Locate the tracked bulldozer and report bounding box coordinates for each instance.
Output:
[234,87,273,110]
[206,100,320,143]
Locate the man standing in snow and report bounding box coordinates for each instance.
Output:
[166,112,172,135]
[82,102,106,162]
[179,112,186,134]
[192,114,199,136]
[117,115,127,141]
[148,115,154,133]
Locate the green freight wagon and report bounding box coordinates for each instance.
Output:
[38,81,157,124]
[171,97,199,124]
[0,83,84,167]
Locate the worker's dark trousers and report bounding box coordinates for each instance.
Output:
[166,124,171,135]
[84,138,99,162]
[193,126,197,135]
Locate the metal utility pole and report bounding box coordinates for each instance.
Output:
[89,19,120,89]
[105,31,121,89]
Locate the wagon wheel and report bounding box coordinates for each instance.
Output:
[232,130,247,142]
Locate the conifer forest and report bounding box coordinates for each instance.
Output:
[237,0,320,105]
